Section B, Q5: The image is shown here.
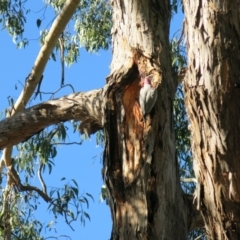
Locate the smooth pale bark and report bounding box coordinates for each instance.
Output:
[13,0,80,114]
[183,0,240,239]
[103,0,190,239]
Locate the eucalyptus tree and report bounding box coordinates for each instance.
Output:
[1,0,240,239]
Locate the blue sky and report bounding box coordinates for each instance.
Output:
[0,3,183,240]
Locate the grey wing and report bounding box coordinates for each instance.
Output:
[145,88,158,114]
[139,87,146,116]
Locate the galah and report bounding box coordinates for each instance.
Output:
[139,76,158,122]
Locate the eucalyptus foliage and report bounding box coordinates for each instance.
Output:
[0,1,111,239]
[0,0,112,64]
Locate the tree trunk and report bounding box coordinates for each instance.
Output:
[183,0,240,239]
[103,0,189,239]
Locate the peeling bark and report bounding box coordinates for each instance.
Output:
[0,90,103,149]
[183,0,240,239]
[0,0,210,238]
[103,0,190,239]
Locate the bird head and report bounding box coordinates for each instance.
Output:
[144,76,151,85]
[140,75,154,87]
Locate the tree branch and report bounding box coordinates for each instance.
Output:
[8,164,51,203]
[0,0,80,175]
[13,0,80,113]
[180,177,197,183]
[0,89,103,149]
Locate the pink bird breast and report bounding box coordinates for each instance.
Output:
[144,77,151,85]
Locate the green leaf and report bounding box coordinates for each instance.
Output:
[36,19,41,28]
[68,210,74,220]
[86,193,94,202]
[71,187,79,197]
[71,179,78,187]
[51,52,56,61]
[82,196,89,208]
[83,211,90,221]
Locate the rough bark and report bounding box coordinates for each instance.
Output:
[0,0,207,238]
[183,0,240,239]
[0,89,103,149]
[103,0,190,239]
